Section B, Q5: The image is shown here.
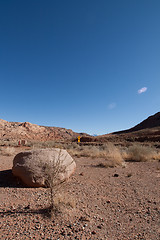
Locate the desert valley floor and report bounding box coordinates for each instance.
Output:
[0,147,160,240]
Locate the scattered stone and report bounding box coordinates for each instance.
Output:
[113,173,119,177]
[24,205,30,210]
[79,172,84,176]
[97,225,102,229]
[79,216,90,222]
[67,224,72,229]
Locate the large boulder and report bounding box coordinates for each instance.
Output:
[12,148,76,187]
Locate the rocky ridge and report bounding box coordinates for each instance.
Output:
[0,119,87,142]
[113,112,160,134]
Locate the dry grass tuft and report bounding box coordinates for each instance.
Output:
[67,142,160,166]
[123,144,160,162]
[104,143,125,167]
[68,143,125,167]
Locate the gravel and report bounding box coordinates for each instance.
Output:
[0,153,160,239]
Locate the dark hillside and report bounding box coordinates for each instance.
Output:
[113,112,160,134]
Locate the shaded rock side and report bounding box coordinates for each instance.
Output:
[12,148,76,187]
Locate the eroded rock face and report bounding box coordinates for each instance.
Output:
[12,148,76,187]
[0,119,89,142]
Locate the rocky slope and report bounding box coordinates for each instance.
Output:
[93,112,160,144]
[113,112,160,134]
[0,119,87,142]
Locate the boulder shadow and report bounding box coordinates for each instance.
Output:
[0,169,25,188]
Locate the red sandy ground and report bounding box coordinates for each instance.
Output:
[0,148,160,240]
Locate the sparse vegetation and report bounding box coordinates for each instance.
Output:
[1,137,160,166]
[66,142,160,164]
[28,140,60,149]
[0,146,15,156]
[123,144,160,162]
[0,140,18,147]
[67,142,125,167]
[37,149,68,216]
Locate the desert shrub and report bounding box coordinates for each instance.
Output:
[27,140,64,150]
[31,141,54,149]
[37,149,68,216]
[124,144,160,162]
[152,150,160,160]
[0,140,18,147]
[0,147,15,156]
[67,145,101,158]
[104,143,125,167]
[96,143,125,168]
[67,142,125,167]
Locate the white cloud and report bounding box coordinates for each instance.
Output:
[138,87,147,94]
[108,102,116,109]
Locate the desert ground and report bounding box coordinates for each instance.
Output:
[0,144,160,240]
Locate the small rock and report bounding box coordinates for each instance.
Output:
[61,230,66,236]
[79,172,84,176]
[113,173,119,177]
[24,205,30,210]
[67,224,72,229]
[97,225,102,229]
[79,216,90,222]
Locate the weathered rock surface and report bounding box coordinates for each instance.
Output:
[12,148,76,187]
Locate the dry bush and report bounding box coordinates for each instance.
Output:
[0,140,18,147]
[97,143,125,168]
[124,144,160,162]
[0,147,15,156]
[68,143,125,167]
[36,150,68,216]
[30,141,56,149]
[67,145,98,158]
[152,151,160,161]
[103,143,125,167]
[26,140,64,150]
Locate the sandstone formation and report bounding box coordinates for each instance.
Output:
[12,148,76,187]
[0,119,88,142]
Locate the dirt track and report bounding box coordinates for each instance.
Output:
[0,150,160,239]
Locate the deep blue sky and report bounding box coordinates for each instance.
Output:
[0,0,160,135]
